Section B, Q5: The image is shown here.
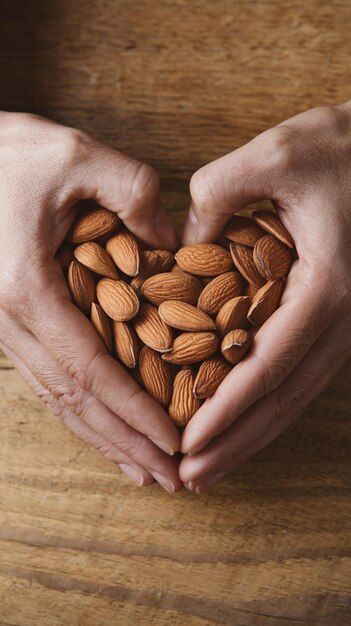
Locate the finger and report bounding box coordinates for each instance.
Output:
[69,133,177,249]
[182,126,287,244]
[22,271,180,456]
[1,323,182,492]
[182,264,334,455]
[0,342,154,487]
[180,320,347,490]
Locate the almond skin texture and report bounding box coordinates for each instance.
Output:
[139,250,163,277]
[216,296,251,336]
[162,332,219,365]
[158,301,216,332]
[252,210,294,249]
[141,272,202,306]
[139,346,173,407]
[91,303,113,353]
[197,271,244,316]
[193,357,232,399]
[69,206,120,243]
[106,230,140,277]
[168,368,202,427]
[151,249,175,272]
[253,235,292,280]
[175,243,233,276]
[68,260,96,315]
[97,278,139,321]
[133,303,172,352]
[113,321,140,368]
[247,279,284,326]
[230,243,265,287]
[74,242,118,279]
[221,329,252,365]
[223,215,265,246]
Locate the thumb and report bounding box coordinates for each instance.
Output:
[182,129,286,244]
[70,134,178,250]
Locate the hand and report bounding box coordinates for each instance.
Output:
[0,112,182,492]
[180,102,351,493]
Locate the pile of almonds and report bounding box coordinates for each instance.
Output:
[57,204,295,427]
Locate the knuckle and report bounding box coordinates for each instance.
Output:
[56,386,90,418]
[110,436,139,459]
[56,127,90,165]
[125,161,159,209]
[63,348,108,392]
[251,352,290,397]
[4,112,41,133]
[212,390,235,430]
[265,126,297,172]
[189,166,214,209]
[190,164,231,221]
[40,392,65,419]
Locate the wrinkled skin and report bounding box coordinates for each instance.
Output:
[180,102,351,492]
[1,105,351,494]
[0,112,182,492]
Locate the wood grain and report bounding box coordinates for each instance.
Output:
[0,0,351,624]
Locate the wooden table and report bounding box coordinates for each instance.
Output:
[1,1,351,624]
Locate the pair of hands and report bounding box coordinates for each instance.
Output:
[0,106,350,493]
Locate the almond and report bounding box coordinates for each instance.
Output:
[246,282,259,299]
[106,230,140,277]
[230,243,265,287]
[151,249,175,272]
[247,279,284,325]
[158,301,216,332]
[97,278,139,321]
[252,210,294,249]
[138,250,163,278]
[168,368,201,427]
[129,275,145,296]
[216,296,251,336]
[197,271,244,316]
[171,264,188,274]
[175,243,233,276]
[162,332,219,365]
[113,321,140,368]
[68,260,96,315]
[223,215,265,246]
[133,303,173,352]
[253,235,292,280]
[130,250,174,295]
[139,346,173,407]
[91,303,113,353]
[69,206,120,243]
[193,357,232,399]
[74,242,118,279]
[141,272,202,306]
[56,244,74,274]
[221,329,252,365]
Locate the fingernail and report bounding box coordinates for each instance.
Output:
[196,470,225,494]
[119,464,144,486]
[148,436,175,456]
[184,481,194,491]
[154,209,178,248]
[151,471,175,493]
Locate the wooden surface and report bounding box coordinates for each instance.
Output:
[1,1,351,624]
